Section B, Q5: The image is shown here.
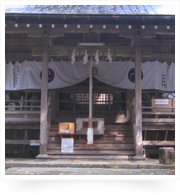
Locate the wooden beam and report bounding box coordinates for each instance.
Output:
[5,140,30,145]
[28,25,64,38]
[5,118,40,124]
[5,53,34,61]
[37,28,49,159]
[32,45,152,57]
[5,110,40,115]
[142,118,175,123]
[5,124,40,129]
[5,23,64,37]
[151,53,175,61]
[141,39,175,46]
[5,38,175,46]
[6,38,42,45]
[119,25,175,38]
[5,52,174,62]
[142,125,175,131]
[119,31,156,38]
[5,23,28,34]
[5,53,174,62]
[5,23,175,35]
[143,141,175,146]
[5,53,42,62]
[142,112,175,115]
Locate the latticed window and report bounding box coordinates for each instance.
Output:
[76,93,89,104]
[58,91,125,111]
[94,93,113,105]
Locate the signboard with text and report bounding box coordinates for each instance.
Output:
[61,138,74,153]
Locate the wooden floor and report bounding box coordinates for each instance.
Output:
[47,124,135,159]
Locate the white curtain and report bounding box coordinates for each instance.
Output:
[5,60,175,91]
[167,62,175,91]
[94,60,174,90]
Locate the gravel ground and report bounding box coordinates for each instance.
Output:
[5,167,175,175]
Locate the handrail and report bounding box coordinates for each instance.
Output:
[5,99,41,110]
[142,106,175,109]
[5,100,41,102]
[5,110,40,114]
[130,102,175,152]
[5,106,40,108]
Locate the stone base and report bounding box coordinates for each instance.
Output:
[87,128,93,144]
[36,154,49,159]
[159,147,175,165]
[133,155,146,161]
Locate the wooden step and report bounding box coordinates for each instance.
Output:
[50,124,132,131]
[142,118,175,123]
[49,132,133,136]
[105,124,132,130]
[143,125,175,131]
[48,123,135,158]
[47,150,135,155]
[47,154,134,160]
[48,135,133,142]
[104,130,133,135]
[47,144,134,150]
[48,140,134,144]
[102,135,133,140]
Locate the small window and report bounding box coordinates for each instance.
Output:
[94,93,112,105]
[76,93,89,104]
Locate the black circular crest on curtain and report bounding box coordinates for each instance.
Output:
[128,68,143,83]
[40,68,55,83]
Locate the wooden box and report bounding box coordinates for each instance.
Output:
[172,99,175,112]
[151,99,172,112]
[59,122,75,134]
[76,118,105,135]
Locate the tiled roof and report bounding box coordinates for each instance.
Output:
[5,5,175,15]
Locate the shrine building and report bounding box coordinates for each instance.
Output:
[5,5,175,160]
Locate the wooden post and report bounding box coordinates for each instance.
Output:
[36,27,49,159]
[133,31,144,160]
[159,147,175,165]
[87,55,93,144]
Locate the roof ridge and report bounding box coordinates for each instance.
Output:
[5,5,175,15]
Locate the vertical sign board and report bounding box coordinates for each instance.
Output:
[61,138,74,153]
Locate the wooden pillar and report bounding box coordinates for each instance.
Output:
[87,55,93,144]
[133,31,144,159]
[36,27,49,159]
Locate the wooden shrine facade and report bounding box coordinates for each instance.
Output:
[5,12,175,159]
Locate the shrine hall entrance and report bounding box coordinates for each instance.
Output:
[47,77,136,158]
[52,78,128,125]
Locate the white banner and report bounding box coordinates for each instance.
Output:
[5,60,175,91]
[95,60,173,90]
